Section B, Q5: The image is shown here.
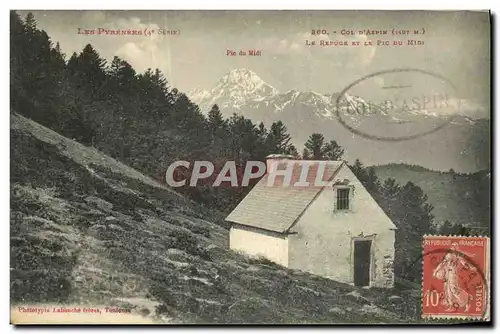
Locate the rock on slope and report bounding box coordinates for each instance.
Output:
[10,112,419,324]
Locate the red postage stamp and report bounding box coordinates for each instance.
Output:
[422,236,490,320]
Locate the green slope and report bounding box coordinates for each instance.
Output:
[11,113,421,324]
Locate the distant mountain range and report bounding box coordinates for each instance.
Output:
[188,69,490,173]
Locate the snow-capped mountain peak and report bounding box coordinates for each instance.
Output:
[215,68,270,89]
[187,68,278,111]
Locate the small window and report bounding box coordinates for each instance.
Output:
[337,188,350,210]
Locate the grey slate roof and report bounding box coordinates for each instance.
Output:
[226,161,344,233]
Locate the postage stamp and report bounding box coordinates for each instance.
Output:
[422,235,490,320]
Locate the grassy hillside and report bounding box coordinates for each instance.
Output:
[11,113,423,324]
[372,163,490,228]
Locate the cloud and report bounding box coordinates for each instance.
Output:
[260,31,377,68]
[77,11,172,77]
[115,40,171,76]
[81,11,106,24]
[405,97,489,119]
[446,98,489,119]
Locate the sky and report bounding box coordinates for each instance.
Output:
[19,10,491,117]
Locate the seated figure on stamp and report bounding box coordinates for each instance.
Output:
[432,242,477,312]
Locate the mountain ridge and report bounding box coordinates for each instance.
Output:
[187,68,490,173]
[188,68,487,121]
[372,163,490,228]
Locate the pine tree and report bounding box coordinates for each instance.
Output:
[151,68,169,97]
[108,56,122,80]
[207,104,226,135]
[10,11,24,39]
[10,11,26,94]
[74,44,107,98]
[136,68,173,119]
[303,134,344,161]
[24,12,37,33]
[392,181,434,280]
[350,159,368,183]
[174,94,205,131]
[18,13,52,88]
[364,167,380,194]
[286,144,299,157]
[67,52,79,74]
[50,42,65,70]
[304,133,325,160]
[302,148,309,160]
[256,122,267,137]
[227,114,261,161]
[252,122,270,161]
[265,121,294,155]
[11,11,64,125]
[323,140,344,161]
[288,146,300,159]
[376,177,400,218]
[107,56,137,98]
[380,178,400,199]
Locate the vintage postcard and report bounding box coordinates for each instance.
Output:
[10,10,491,324]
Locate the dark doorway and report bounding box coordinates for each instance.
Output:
[354,240,372,287]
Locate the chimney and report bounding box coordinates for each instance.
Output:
[266,154,294,174]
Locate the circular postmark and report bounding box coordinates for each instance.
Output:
[335,68,462,142]
[405,247,489,321]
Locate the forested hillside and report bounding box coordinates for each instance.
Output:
[373,163,490,232]
[11,11,284,212]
